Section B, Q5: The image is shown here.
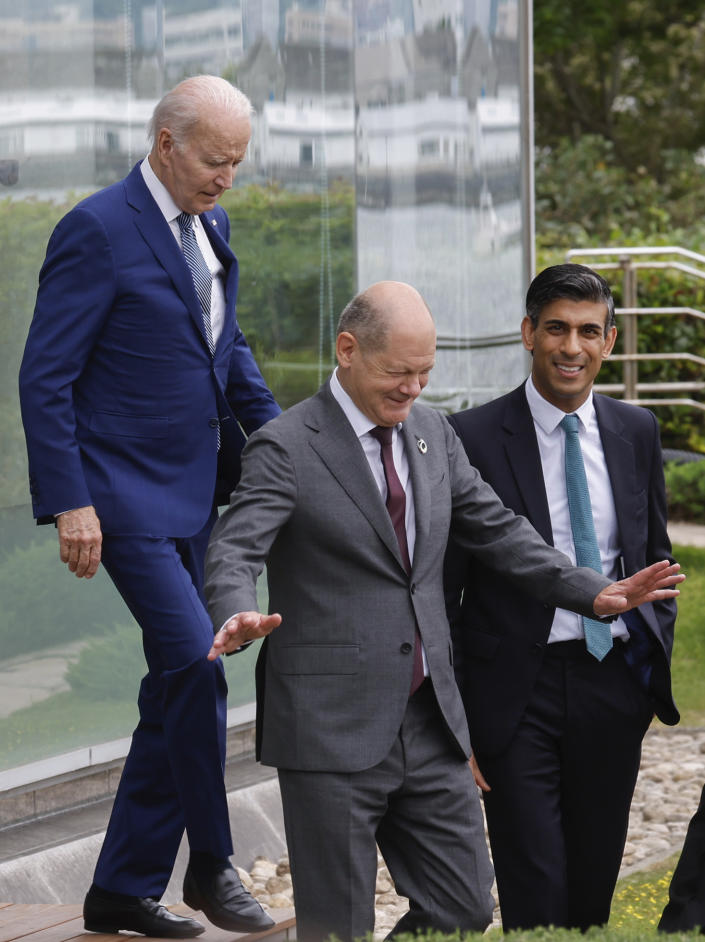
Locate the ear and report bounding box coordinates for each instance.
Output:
[520,316,535,353]
[336,331,357,368]
[156,128,175,163]
[602,325,617,359]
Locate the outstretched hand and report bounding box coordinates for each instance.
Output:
[207,611,282,660]
[593,560,684,617]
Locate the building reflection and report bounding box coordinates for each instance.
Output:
[0,0,529,771]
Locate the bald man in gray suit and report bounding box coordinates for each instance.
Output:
[203,281,683,942]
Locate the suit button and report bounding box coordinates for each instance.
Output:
[400,642,413,654]
[410,583,417,594]
[209,418,219,428]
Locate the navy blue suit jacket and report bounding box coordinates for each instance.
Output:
[19,163,279,536]
[445,385,679,757]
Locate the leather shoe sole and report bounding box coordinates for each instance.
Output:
[84,885,205,938]
[183,863,275,933]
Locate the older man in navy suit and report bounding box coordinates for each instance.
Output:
[445,264,679,931]
[19,76,280,938]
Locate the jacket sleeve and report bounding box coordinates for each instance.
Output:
[18,206,117,519]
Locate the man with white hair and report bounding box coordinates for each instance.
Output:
[19,76,280,937]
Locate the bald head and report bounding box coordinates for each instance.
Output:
[337,281,434,353]
[336,282,436,427]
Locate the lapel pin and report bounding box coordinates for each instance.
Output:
[211,219,217,226]
[416,438,427,454]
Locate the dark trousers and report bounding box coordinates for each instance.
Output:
[659,782,705,932]
[93,513,233,898]
[476,641,653,932]
[278,682,495,942]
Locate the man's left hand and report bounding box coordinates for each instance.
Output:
[593,560,684,616]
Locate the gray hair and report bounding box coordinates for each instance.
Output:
[337,293,389,352]
[148,75,253,148]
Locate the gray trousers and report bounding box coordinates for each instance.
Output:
[278,682,494,942]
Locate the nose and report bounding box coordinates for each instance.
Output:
[400,374,423,398]
[215,166,235,189]
[561,329,582,356]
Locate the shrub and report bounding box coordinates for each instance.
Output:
[65,622,144,701]
[665,461,705,522]
[0,536,127,659]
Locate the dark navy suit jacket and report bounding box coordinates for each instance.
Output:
[19,162,279,535]
[444,384,679,758]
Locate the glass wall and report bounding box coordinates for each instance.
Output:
[0,0,530,774]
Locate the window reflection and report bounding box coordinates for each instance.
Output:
[0,0,527,772]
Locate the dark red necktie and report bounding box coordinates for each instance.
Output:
[370,425,425,695]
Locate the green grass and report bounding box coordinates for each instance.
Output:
[668,545,705,724]
[609,855,679,930]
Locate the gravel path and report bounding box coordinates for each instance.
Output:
[242,724,705,935]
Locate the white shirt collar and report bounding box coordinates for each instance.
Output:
[525,374,596,435]
[329,369,401,439]
[140,156,183,225]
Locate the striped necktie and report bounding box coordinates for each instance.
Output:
[177,212,215,357]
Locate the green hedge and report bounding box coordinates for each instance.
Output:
[665,462,705,523]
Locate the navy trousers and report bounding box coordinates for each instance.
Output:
[476,641,652,931]
[93,513,233,898]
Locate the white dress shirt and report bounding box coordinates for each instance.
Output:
[525,376,628,643]
[330,369,428,673]
[140,156,226,345]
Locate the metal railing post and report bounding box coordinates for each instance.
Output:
[620,254,638,400]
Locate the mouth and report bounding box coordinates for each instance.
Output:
[555,363,583,377]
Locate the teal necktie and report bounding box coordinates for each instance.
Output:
[560,413,613,661]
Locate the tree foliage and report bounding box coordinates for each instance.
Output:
[534,0,705,178]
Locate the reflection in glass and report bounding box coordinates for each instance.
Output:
[0,0,526,772]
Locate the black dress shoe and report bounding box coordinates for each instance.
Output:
[183,862,275,932]
[84,883,206,937]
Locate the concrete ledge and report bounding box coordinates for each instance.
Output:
[0,776,287,904]
[0,704,257,829]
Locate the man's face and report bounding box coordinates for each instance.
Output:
[155,109,251,215]
[521,298,617,412]
[337,319,437,427]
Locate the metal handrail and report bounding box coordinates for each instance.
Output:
[565,248,705,412]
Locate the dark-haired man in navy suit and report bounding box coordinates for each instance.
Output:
[445,263,679,931]
[19,75,280,938]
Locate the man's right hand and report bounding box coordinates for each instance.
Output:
[470,753,491,792]
[56,505,102,579]
[208,611,282,660]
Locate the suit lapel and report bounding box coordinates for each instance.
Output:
[594,394,637,545]
[305,386,409,571]
[402,419,430,571]
[124,165,212,351]
[501,387,554,543]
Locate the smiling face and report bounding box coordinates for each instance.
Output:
[522,298,617,412]
[152,105,251,215]
[336,286,436,427]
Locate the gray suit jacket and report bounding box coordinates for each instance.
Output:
[205,381,610,773]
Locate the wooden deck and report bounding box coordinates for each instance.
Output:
[0,904,296,942]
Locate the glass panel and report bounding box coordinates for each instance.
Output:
[0,0,526,773]
[355,0,525,412]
